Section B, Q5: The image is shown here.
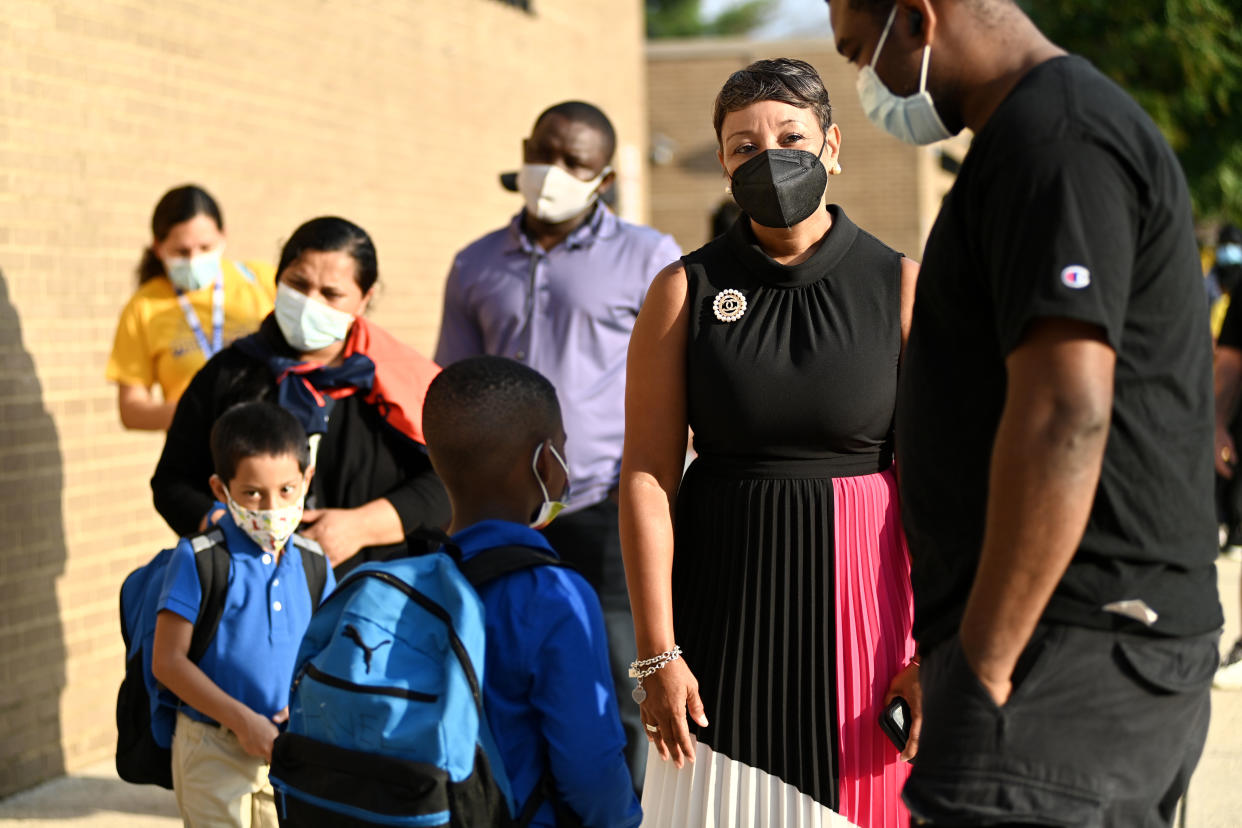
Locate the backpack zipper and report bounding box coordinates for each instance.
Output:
[301,663,438,703]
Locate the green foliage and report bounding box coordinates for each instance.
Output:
[1022,0,1242,222]
[646,0,773,39]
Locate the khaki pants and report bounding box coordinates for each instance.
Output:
[171,712,278,828]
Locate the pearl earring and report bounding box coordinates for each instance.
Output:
[831,161,843,176]
[724,183,732,194]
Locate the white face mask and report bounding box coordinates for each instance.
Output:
[274,282,356,353]
[1219,243,1242,266]
[165,246,224,292]
[225,488,305,554]
[517,163,611,224]
[530,440,571,530]
[855,5,954,146]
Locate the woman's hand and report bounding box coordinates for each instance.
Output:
[198,507,226,532]
[638,658,708,769]
[300,507,367,566]
[883,661,922,761]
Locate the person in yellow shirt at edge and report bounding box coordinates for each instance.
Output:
[107,185,276,430]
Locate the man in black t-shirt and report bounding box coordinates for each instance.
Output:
[829,1,1222,825]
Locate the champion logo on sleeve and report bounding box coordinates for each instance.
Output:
[1060,265,1091,289]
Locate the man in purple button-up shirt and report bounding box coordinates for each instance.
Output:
[435,101,681,790]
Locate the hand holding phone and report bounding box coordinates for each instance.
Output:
[879,696,911,751]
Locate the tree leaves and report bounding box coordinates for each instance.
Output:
[1023,0,1242,221]
[646,0,774,39]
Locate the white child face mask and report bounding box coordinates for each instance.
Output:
[855,5,954,146]
[530,440,571,530]
[225,488,305,554]
[274,282,356,354]
[165,246,224,292]
[517,163,611,224]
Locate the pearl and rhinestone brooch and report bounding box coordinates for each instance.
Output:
[712,289,747,323]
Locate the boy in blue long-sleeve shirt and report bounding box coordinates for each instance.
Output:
[422,355,641,828]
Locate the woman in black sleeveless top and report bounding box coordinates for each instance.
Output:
[620,59,920,827]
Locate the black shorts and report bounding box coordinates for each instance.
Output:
[905,624,1218,827]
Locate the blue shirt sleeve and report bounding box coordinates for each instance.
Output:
[528,570,641,828]
[157,539,202,624]
[434,256,486,366]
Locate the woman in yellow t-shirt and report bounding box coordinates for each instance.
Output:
[107,185,275,430]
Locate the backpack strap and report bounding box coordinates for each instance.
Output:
[187,528,229,664]
[511,768,586,828]
[457,545,567,588]
[407,524,462,561]
[455,544,575,825]
[512,768,552,827]
[292,535,329,606]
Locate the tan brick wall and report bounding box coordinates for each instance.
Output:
[0,0,648,795]
[647,37,938,259]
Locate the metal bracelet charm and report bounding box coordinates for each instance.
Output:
[628,645,683,704]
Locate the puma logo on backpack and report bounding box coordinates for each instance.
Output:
[341,625,391,674]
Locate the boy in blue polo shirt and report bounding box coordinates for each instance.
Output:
[151,401,334,827]
[422,356,641,828]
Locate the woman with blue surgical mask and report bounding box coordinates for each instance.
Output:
[107,185,277,430]
[152,216,450,575]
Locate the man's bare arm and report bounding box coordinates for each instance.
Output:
[959,318,1115,705]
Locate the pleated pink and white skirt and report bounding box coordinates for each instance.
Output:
[644,458,915,828]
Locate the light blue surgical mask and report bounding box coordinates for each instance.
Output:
[274,282,356,354]
[530,440,571,530]
[855,5,954,146]
[1218,243,1242,266]
[164,247,224,292]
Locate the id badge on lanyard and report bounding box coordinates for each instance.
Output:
[175,272,225,358]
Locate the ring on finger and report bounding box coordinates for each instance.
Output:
[645,723,659,733]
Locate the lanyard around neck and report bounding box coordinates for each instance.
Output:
[174,269,225,358]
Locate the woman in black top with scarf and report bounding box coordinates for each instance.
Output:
[152,217,449,574]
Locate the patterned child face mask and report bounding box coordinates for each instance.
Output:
[225,488,306,553]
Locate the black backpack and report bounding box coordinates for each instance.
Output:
[115,528,329,789]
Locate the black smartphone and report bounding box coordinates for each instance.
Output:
[879,696,911,751]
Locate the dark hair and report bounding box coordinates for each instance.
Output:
[210,401,310,483]
[277,216,378,294]
[710,199,743,238]
[137,185,223,284]
[1218,224,1242,247]
[713,58,834,145]
[534,100,618,163]
[423,356,561,489]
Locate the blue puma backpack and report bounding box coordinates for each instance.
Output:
[269,543,571,828]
